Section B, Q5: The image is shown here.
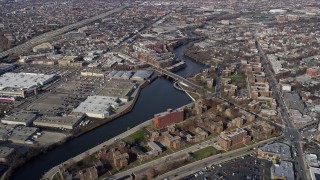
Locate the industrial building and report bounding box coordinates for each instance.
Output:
[217,128,251,151]
[73,96,123,119]
[0,146,15,163]
[33,112,85,129]
[0,72,56,98]
[0,63,15,75]
[153,108,184,129]
[283,92,306,114]
[1,112,37,126]
[131,70,153,81]
[0,124,39,144]
[32,42,54,53]
[106,70,135,80]
[310,167,320,180]
[97,80,137,102]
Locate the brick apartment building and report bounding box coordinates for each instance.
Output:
[154,108,184,129]
[217,128,251,151]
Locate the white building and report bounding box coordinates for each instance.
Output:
[310,167,320,180]
[281,84,292,92]
[0,72,56,90]
[73,96,122,119]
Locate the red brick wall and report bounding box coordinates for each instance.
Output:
[154,110,184,129]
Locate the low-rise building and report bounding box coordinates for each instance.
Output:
[0,63,15,75]
[257,142,291,163]
[78,166,98,180]
[306,154,320,168]
[32,43,54,53]
[33,112,85,129]
[0,72,56,98]
[7,126,38,144]
[0,146,15,163]
[112,150,129,168]
[273,161,294,180]
[310,167,320,180]
[1,112,37,126]
[73,96,123,119]
[130,70,153,81]
[250,121,276,140]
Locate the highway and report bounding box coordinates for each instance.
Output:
[0,4,130,60]
[254,34,309,180]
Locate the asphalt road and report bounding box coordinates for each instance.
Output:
[155,136,281,180]
[254,35,309,180]
[108,138,219,180]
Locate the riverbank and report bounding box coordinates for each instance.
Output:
[42,118,155,180]
[72,80,150,137]
[10,77,193,180]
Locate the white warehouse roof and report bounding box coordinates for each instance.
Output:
[73,96,122,119]
[0,72,56,90]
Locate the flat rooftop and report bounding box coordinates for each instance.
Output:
[131,70,153,80]
[310,167,320,180]
[221,128,246,139]
[0,72,55,90]
[73,96,121,115]
[0,146,15,158]
[2,112,37,123]
[259,142,291,158]
[274,161,294,180]
[34,113,85,127]
[155,108,184,118]
[97,80,137,99]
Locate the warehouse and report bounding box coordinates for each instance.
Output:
[0,72,56,98]
[0,72,56,90]
[73,96,123,119]
[131,70,153,81]
[0,63,15,75]
[33,112,85,130]
[0,146,15,163]
[1,112,37,126]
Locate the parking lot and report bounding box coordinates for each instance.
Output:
[184,156,272,180]
[26,93,86,116]
[12,64,73,76]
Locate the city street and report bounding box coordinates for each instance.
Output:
[254,35,309,180]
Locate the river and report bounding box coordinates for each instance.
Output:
[11,43,205,180]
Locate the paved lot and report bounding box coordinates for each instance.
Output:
[184,156,272,180]
[34,131,68,147]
